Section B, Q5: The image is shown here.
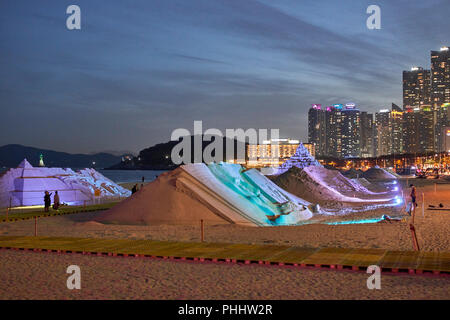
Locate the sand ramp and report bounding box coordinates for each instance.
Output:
[96,163,313,226]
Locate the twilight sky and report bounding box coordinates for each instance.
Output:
[0,0,449,154]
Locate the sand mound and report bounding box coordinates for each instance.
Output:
[341,168,364,179]
[74,221,104,227]
[362,167,397,180]
[95,168,231,226]
[383,168,402,178]
[273,166,390,208]
[96,163,313,226]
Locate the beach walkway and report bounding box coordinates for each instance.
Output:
[0,236,448,276]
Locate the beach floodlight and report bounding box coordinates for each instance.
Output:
[394,196,402,205]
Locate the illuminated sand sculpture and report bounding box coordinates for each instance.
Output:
[96,163,313,226]
[0,159,131,208]
[362,166,398,180]
[273,165,399,211]
[273,142,322,175]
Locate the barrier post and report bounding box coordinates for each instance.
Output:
[422,193,424,218]
[409,224,420,251]
[34,216,37,236]
[200,219,204,242]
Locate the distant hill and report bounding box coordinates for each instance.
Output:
[107,135,247,170]
[0,144,127,169]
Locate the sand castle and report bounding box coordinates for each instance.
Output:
[96,163,313,226]
[0,159,131,208]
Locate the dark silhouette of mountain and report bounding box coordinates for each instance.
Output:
[0,144,126,169]
[107,135,247,170]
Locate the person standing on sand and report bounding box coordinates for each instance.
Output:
[44,191,52,212]
[131,184,138,194]
[53,191,60,210]
[410,184,418,212]
[142,176,145,183]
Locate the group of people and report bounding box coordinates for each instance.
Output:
[131,176,148,194]
[43,191,60,212]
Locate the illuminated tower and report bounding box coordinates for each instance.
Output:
[402,67,431,110]
[340,103,361,158]
[308,104,326,157]
[432,47,450,152]
[431,47,450,108]
[39,153,45,167]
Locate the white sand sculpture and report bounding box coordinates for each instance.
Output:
[96,162,313,226]
[362,166,397,180]
[0,159,131,208]
[273,166,395,208]
[273,143,322,175]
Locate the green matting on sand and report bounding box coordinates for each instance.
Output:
[0,236,449,274]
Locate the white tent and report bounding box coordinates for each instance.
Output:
[0,159,131,208]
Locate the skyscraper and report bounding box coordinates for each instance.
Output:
[402,107,419,154]
[402,66,434,153]
[375,109,391,156]
[431,47,450,108]
[391,103,403,155]
[418,107,435,154]
[438,103,450,152]
[340,103,361,158]
[432,47,450,152]
[308,104,326,156]
[403,67,431,110]
[324,104,343,158]
[360,111,374,158]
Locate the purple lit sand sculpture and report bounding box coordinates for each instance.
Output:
[0,159,131,208]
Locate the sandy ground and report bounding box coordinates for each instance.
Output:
[0,179,448,300]
[0,250,448,300]
[0,182,448,251]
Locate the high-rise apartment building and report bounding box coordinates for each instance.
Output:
[308,104,326,156]
[360,111,374,158]
[324,104,343,158]
[402,107,419,154]
[438,103,450,152]
[403,67,431,109]
[431,47,450,108]
[418,107,436,154]
[375,109,391,156]
[390,103,403,154]
[432,47,450,152]
[340,103,361,158]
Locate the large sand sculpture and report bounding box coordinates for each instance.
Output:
[273,143,322,175]
[273,166,395,208]
[0,159,131,208]
[96,163,313,226]
[362,167,398,180]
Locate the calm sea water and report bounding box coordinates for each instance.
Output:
[99,170,167,183]
[0,167,167,184]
